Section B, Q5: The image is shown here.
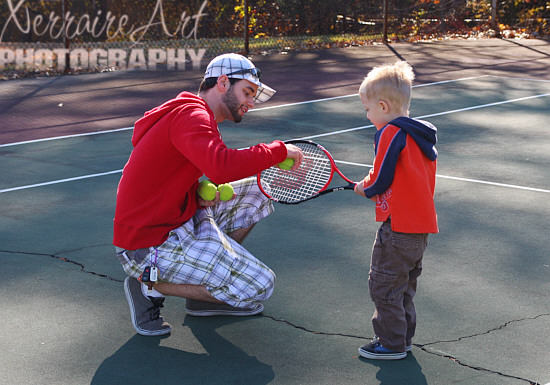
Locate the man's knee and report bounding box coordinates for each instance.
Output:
[242,267,276,305]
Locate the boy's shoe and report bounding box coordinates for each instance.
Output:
[406,344,413,352]
[124,277,171,336]
[358,337,407,360]
[186,299,264,317]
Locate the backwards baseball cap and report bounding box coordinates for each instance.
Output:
[204,53,276,103]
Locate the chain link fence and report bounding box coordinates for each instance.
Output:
[0,0,548,77]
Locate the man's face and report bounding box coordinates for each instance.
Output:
[221,79,257,123]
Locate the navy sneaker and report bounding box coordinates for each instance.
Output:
[358,337,407,360]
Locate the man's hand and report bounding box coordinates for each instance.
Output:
[284,143,304,171]
[197,191,237,207]
[198,191,221,207]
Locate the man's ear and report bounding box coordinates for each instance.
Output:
[217,75,229,92]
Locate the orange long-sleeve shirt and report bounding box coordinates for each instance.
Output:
[363,117,438,234]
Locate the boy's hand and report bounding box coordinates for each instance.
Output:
[354,181,366,197]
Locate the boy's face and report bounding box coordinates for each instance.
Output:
[360,94,387,130]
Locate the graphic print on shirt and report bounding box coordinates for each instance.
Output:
[376,187,392,213]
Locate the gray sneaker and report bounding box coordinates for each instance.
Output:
[124,277,171,336]
[186,299,264,317]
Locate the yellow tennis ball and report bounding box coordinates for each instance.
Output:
[198,180,217,201]
[217,183,234,201]
[278,158,295,170]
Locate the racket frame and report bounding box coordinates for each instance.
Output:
[257,140,356,204]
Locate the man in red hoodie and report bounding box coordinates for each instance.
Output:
[114,53,303,336]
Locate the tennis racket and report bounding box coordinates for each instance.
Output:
[257,140,356,204]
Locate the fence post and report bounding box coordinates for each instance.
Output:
[491,0,501,37]
[62,0,70,73]
[244,0,249,56]
[383,0,389,44]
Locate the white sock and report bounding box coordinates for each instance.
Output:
[141,282,164,298]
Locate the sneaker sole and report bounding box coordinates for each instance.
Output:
[358,347,407,360]
[186,303,264,317]
[124,277,171,336]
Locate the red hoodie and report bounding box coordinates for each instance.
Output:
[113,92,287,250]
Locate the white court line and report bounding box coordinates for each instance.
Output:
[294,91,550,141]
[486,74,550,83]
[0,126,133,148]
[0,169,123,194]
[1,74,548,148]
[336,160,550,194]
[5,87,544,148]
[0,75,491,148]
[1,76,549,194]
[2,161,548,195]
[250,75,494,111]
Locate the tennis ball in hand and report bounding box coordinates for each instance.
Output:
[278,158,295,170]
[217,183,234,201]
[198,180,217,201]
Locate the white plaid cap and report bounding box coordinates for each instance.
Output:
[204,53,276,103]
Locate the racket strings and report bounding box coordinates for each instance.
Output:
[260,143,333,203]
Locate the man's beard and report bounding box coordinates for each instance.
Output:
[222,86,243,123]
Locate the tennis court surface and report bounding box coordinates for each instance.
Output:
[1,39,549,385]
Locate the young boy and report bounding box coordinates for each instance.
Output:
[354,61,438,360]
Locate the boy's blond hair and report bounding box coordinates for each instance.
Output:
[359,61,415,113]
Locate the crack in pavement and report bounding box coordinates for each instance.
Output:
[411,315,549,385]
[3,248,544,385]
[2,249,123,282]
[418,313,550,348]
[260,314,544,385]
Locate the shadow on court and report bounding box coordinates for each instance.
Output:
[91,317,275,385]
[361,355,428,385]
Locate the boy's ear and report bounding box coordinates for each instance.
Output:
[379,100,390,113]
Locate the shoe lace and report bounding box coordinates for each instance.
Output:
[148,297,165,321]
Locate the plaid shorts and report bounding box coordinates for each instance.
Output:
[117,177,276,308]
